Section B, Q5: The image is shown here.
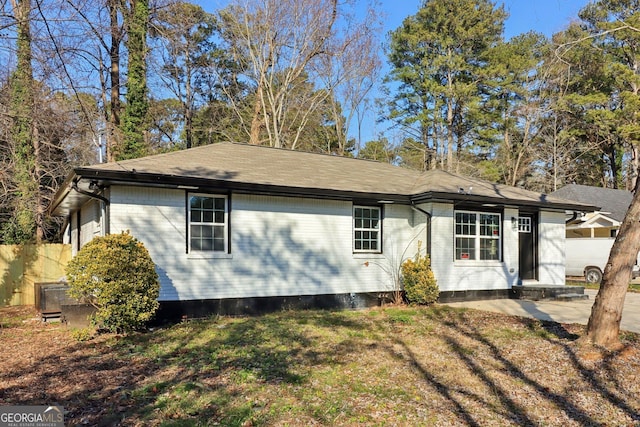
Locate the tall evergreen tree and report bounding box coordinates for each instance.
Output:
[553,23,627,189]
[150,2,218,149]
[385,0,507,172]
[481,32,548,186]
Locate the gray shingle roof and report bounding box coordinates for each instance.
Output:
[550,184,631,222]
[51,142,597,216]
[85,142,422,196]
[412,169,571,206]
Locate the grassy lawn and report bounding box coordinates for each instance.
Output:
[1,305,639,426]
[566,279,640,292]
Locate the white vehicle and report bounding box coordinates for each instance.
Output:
[565,237,640,283]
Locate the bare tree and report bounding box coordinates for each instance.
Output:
[216,0,381,151]
[30,0,122,161]
[315,3,381,154]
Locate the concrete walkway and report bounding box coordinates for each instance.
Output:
[443,289,640,333]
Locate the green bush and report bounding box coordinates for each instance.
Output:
[401,250,438,305]
[70,327,95,342]
[65,231,160,333]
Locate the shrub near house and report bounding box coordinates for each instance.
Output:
[65,232,160,333]
[402,249,438,305]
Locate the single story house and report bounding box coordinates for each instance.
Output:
[550,184,631,239]
[550,184,634,282]
[50,142,596,318]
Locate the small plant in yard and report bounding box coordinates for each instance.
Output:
[70,327,95,342]
[65,231,160,333]
[401,244,438,305]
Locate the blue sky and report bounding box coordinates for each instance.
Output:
[202,0,591,143]
[204,0,589,37]
[501,0,587,38]
[358,0,589,40]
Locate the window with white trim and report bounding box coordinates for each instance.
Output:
[455,211,501,261]
[353,206,381,253]
[189,194,228,252]
[518,216,531,233]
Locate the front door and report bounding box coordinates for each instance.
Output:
[518,214,537,281]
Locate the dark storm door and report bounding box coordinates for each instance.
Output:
[518,214,537,281]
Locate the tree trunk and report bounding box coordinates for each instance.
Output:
[249,91,262,145]
[185,58,193,149]
[9,0,38,243]
[446,76,454,171]
[120,0,149,160]
[582,173,640,349]
[185,104,193,149]
[32,126,44,241]
[108,0,121,162]
[630,146,639,190]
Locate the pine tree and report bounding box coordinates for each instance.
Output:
[386,0,507,172]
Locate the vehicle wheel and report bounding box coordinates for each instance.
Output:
[585,267,603,284]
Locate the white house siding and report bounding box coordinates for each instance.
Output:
[70,200,102,255]
[537,210,566,285]
[425,202,520,292]
[69,212,78,254]
[108,186,424,302]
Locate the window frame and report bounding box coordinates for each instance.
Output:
[518,216,532,233]
[454,210,502,262]
[353,205,382,254]
[187,193,229,254]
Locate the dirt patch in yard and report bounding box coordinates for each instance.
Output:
[1,305,639,426]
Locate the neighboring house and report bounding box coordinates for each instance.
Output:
[550,184,635,282]
[551,184,631,239]
[50,142,595,318]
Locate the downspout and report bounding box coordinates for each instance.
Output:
[566,211,578,224]
[410,201,432,257]
[101,192,110,235]
[71,180,110,205]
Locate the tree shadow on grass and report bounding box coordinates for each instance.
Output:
[2,306,639,426]
[530,318,581,340]
[554,338,640,422]
[373,306,638,426]
[440,316,599,426]
[105,310,366,424]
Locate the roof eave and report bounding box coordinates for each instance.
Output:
[51,168,412,215]
[51,168,599,216]
[411,191,599,212]
[49,170,83,217]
